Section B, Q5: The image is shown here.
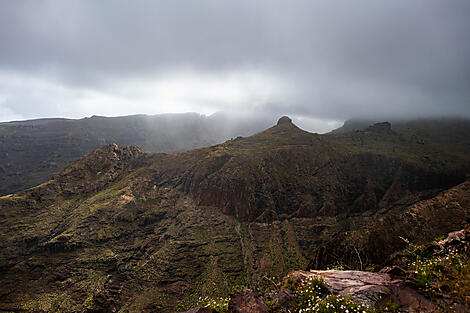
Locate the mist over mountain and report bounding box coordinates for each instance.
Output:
[0,112,276,196]
[1,1,469,124]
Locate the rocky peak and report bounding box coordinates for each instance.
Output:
[365,121,392,133]
[71,143,143,173]
[53,143,144,195]
[277,116,293,125]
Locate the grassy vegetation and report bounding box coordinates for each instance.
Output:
[1,119,470,312]
[198,275,400,313]
[324,120,470,172]
[402,238,470,305]
[196,296,230,312]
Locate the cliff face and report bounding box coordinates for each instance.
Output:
[0,119,469,312]
[171,121,464,221]
[53,143,144,195]
[312,181,470,269]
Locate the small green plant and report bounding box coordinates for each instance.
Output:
[404,243,434,262]
[331,265,345,270]
[281,277,295,291]
[292,275,379,313]
[231,284,247,292]
[402,239,470,302]
[265,299,280,311]
[296,276,329,309]
[299,294,372,313]
[197,296,230,313]
[378,300,400,312]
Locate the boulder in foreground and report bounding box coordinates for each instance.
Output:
[286,270,436,312]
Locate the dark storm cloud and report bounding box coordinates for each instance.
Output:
[0,0,469,129]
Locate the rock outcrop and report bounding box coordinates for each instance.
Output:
[53,143,144,195]
[365,121,393,133]
[437,226,470,247]
[276,116,292,125]
[313,181,470,269]
[286,270,436,312]
[228,289,268,313]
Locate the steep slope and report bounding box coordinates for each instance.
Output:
[313,181,470,269]
[0,118,469,312]
[0,113,273,196]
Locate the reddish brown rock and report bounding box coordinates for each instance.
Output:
[277,288,295,305]
[53,143,144,195]
[379,266,407,277]
[287,270,437,312]
[228,289,268,313]
[438,226,470,247]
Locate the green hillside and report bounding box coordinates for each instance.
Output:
[0,117,469,312]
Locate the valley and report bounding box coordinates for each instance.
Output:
[0,117,469,312]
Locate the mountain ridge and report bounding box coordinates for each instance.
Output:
[1,117,469,312]
[0,112,274,196]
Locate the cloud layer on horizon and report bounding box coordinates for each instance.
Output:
[0,0,469,131]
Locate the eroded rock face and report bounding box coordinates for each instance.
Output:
[365,121,392,133]
[313,182,470,269]
[228,289,268,313]
[277,116,292,125]
[186,139,460,222]
[438,226,470,247]
[287,270,437,312]
[53,143,144,195]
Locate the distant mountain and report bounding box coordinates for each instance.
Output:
[1,117,469,312]
[330,118,378,133]
[332,116,470,137]
[0,112,274,196]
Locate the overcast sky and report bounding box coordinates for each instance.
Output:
[0,0,469,132]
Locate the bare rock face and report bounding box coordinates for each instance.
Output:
[438,226,470,247]
[379,266,407,277]
[287,270,437,312]
[228,289,268,313]
[365,121,392,133]
[53,143,144,195]
[277,116,292,125]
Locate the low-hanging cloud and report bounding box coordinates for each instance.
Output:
[0,0,469,131]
